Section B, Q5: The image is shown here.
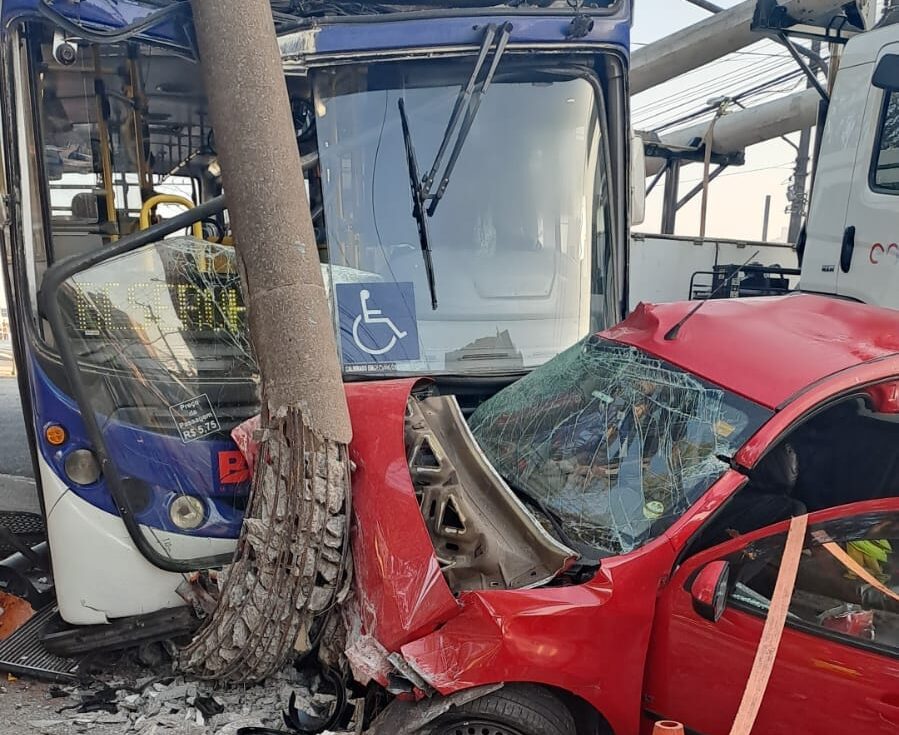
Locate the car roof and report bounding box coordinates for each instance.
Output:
[602,294,899,409]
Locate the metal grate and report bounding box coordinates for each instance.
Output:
[0,511,46,557]
[0,606,82,681]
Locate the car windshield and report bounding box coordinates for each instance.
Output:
[469,337,772,556]
[314,58,612,376]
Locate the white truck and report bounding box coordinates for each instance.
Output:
[800,17,899,306]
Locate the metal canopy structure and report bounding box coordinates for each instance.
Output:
[630,0,856,95]
[633,0,875,236]
[643,87,821,176]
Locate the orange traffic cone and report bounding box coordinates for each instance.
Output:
[653,722,685,735]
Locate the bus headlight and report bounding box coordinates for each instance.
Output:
[170,495,205,530]
[64,449,101,486]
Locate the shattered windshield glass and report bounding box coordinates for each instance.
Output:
[469,337,772,556]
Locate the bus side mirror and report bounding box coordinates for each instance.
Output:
[690,560,730,623]
[873,55,899,91]
[630,133,646,227]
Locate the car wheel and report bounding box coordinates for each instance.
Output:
[427,686,576,735]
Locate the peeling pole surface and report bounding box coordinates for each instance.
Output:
[181,0,353,683]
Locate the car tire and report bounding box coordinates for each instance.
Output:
[426,685,576,735]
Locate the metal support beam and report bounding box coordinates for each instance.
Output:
[787,39,819,243]
[684,0,723,12]
[778,31,829,101]
[644,142,744,168]
[661,161,681,235]
[646,168,666,197]
[676,165,728,210]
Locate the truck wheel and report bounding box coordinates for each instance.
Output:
[427,686,576,735]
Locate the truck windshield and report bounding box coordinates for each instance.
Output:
[314,60,612,376]
[469,337,771,556]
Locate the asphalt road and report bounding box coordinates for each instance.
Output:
[0,377,39,515]
[0,378,32,478]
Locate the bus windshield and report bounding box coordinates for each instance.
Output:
[315,60,613,376]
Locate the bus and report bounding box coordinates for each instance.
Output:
[0,0,634,651]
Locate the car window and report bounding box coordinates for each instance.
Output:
[873,90,899,193]
[727,510,899,655]
[691,393,899,554]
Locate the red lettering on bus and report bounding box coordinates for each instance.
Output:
[218,450,250,484]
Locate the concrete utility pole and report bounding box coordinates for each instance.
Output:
[632,0,855,94]
[644,87,820,176]
[182,0,352,682]
[631,1,755,94]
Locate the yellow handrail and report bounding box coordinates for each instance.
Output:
[139,194,203,239]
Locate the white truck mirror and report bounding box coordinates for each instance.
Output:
[630,133,646,227]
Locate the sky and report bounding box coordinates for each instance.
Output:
[632,0,834,242]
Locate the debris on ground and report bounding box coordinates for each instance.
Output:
[0,590,35,640]
[0,651,355,735]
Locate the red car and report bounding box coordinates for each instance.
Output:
[343,293,899,735]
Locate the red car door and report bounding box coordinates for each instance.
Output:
[642,499,899,735]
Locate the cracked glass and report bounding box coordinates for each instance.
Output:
[58,236,257,421]
[469,336,772,556]
[53,236,259,563]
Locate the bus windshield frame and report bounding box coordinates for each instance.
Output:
[314,58,617,377]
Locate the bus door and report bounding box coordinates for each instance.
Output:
[0,20,261,627]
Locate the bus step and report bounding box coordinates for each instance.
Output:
[0,511,46,559]
[0,605,82,681]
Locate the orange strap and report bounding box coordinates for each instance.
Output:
[821,542,899,604]
[729,514,808,735]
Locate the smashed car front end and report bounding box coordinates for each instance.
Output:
[345,328,772,733]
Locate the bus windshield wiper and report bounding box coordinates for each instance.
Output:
[398,97,438,310]
[395,21,512,310]
[422,21,512,217]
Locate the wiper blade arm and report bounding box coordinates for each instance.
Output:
[394,22,512,308]
[427,22,512,217]
[397,97,438,310]
[505,478,602,567]
[421,23,499,195]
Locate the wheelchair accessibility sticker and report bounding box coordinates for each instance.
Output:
[337,282,419,366]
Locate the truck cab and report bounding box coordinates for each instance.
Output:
[801,18,899,305]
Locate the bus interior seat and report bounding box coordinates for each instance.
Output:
[51,192,104,260]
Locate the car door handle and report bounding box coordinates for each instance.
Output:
[840,225,856,273]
